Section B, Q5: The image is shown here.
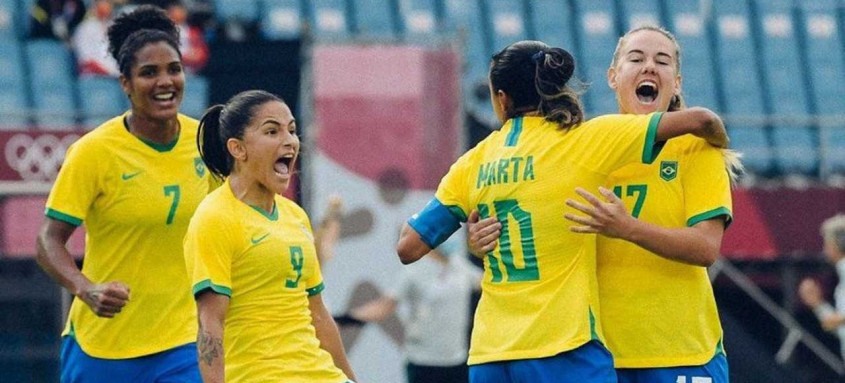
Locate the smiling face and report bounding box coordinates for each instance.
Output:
[608,29,681,115]
[231,101,299,195]
[120,40,184,123]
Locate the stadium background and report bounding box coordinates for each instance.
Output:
[0,0,844,382]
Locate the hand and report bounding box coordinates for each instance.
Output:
[467,210,502,257]
[326,194,344,219]
[798,278,824,308]
[564,187,637,239]
[79,281,130,318]
[821,314,845,332]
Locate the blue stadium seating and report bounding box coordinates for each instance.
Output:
[0,0,19,40]
[181,74,209,120]
[260,0,304,40]
[526,0,576,52]
[754,0,817,176]
[306,0,352,40]
[571,0,621,116]
[0,41,29,128]
[711,0,773,175]
[484,0,528,54]
[214,0,260,24]
[664,0,720,110]
[77,76,127,129]
[24,39,77,129]
[797,0,845,177]
[350,0,399,40]
[396,0,438,41]
[617,0,663,30]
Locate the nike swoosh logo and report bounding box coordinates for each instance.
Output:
[251,233,270,245]
[121,171,143,181]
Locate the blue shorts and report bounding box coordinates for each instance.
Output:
[60,336,201,383]
[469,340,617,383]
[616,353,729,383]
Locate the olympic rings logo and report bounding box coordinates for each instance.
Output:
[4,133,80,181]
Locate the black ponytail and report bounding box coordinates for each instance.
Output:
[490,40,585,130]
[197,105,229,179]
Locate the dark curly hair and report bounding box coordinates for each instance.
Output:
[107,5,181,76]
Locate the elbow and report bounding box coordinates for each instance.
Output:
[696,245,721,267]
[396,240,423,265]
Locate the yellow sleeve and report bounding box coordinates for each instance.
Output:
[45,140,103,225]
[299,212,325,294]
[185,208,239,297]
[579,112,665,175]
[433,148,476,221]
[682,141,733,227]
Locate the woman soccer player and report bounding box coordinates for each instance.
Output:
[184,90,357,383]
[397,39,729,383]
[36,5,210,382]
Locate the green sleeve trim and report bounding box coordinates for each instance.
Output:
[306,282,325,296]
[45,208,82,227]
[446,205,468,222]
[192,279,232,298]
[641,112,666,164]
[687,207,733,228]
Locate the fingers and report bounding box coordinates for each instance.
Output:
[598,187,621,203]
[84,282,131,318]
[468,216,502,256]
[565,198,595,216]
[467,210,480,223]
[574,187,603,206]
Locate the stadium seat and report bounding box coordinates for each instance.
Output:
[24,39,78,129]
[77,76,128,130]
[571,0,621,116]
[797,0,845,177]
[396,0,438,41]
[711,0,773,175]
[526,0,577,52]
[664,0,721,110]
[214,0,260,25]
[260,0,304,40]
[350,0,399,40]
[181,73,209,120]
[0,41,30,128]
[0,0,19,39]
[754,0,817,176]
[305,0,352,40]
[484,0,528,54]
[617,0,663,30]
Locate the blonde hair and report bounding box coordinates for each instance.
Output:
[611,25,685,111]
[721,149,745,186]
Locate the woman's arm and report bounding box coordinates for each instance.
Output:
[656,107,728,148]
[396,223,433,264]
[196,291,229,383]
[36,218,130,317]
[310,294,357,381]
[564,187,724,267]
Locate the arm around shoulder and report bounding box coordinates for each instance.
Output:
[657,107,728,148]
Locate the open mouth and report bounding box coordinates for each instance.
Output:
[153,92,177,103]
[635,81,658,104]
[274,155,294,176]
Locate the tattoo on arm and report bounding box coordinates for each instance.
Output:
[198,327,223,366]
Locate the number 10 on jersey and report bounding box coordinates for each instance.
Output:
[477,200,539,283]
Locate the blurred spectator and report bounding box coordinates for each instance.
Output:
[29,0,87,41]
[799,214,845,360]
[71,0,118,76]
[345,237,481,383]
[131,0,208,73]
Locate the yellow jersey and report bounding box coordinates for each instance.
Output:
[184,180,348,383]
[598,135,732,368]
[46,113,210,358]
[409,113,665,365]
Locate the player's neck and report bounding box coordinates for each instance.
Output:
[126,113,180,145]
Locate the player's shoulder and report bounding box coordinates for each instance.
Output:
[177,114,201,138]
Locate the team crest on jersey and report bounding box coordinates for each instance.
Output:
[194,157,206,178]
[660,161,678,181]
